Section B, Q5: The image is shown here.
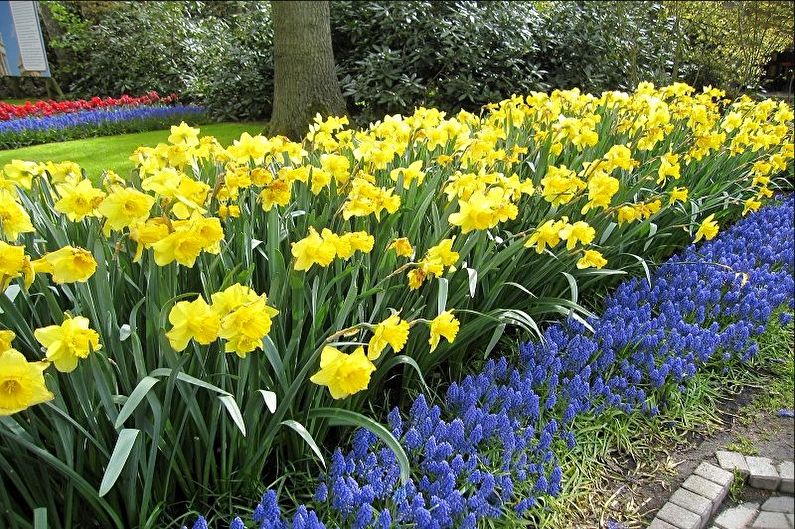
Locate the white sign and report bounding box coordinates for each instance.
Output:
[8,1,48,72]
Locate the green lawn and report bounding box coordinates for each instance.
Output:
[0,122,266,177]
[1,98,38,105]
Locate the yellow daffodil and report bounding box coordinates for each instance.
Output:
[694,214,719,242]
[0,329,15,353]
[616,205,640,225]
[582,173,619,213]
[429,311,460,352]
[657,153,681,185]
[97,187,156,232]
[54,179,106,222]
[1,159,40,190]
[259,178,292,211]
[219,295,279,358]
[320,154,351,186]
[31,246,96,284]
[0,350,53,415]
[525,218,568,254]
[389,237,414,257]
[310,346,375,399]
[0,241,27,289]
[669,186,689,205]
[577,249,608,269]
[292,227,337,271]
[390,160,426,187]
[0,190,35,240]
[34,315,101,373]
[368,314,410,360]
[166,297,220,352]
[742,197,762,216]
[407,268,426,290]
[168,122,201,147]
[559,221,595,250]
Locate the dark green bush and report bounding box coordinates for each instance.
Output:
[331,1,547,122]
[42,0,780,124]
[534,1,680,93]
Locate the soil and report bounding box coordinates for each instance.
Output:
[585,385,795,528]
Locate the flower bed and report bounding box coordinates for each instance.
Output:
[0,104,206,149]
[0,83,791,528]
[0,92,179,121]
[185,195,794,528]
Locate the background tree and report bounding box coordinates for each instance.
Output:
[268,1,346,140]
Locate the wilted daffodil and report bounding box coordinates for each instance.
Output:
[31,246,97,284]
[0,350,54,415]
[429,311,460,352]
[367,313,410,360]
[389,237,414,258]
[34,315,101,373]
[166,296,220,352]
[559,221,596,250]
[310,345,375,399]
[577,249,608,269]
[694,214,719,243]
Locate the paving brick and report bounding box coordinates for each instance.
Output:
[657,502,702,529]
[747,456,781,491]
[713,503,760,529]
[682,474,727,508]
[761,495,795,514]
[670,487,713,525]
[716,450,751,478]
[648,518,680,529]
[695,461,735,488]
[777,461,794,494]
[752,511,790,528]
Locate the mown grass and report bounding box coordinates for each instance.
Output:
[0,122,266,176]
[1,98,38,106]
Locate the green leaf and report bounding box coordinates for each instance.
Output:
[149,368,231,396]
[99,429,139,497]
[561,272,578,304]
[258,389,277,413]
[484,322,506,358]
[33,507,47,529]
[437,277,448,315]
[281,419,325,469]
[308,408,410,484]
[218,395,247,436]
[114,376,159,429]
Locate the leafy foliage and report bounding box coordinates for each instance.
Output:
[663,1,795,94]
[331,1,547,123]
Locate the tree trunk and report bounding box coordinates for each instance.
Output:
[269,1,347,140]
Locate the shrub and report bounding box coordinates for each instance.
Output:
[331,1,547,123]
[0,83,791,527]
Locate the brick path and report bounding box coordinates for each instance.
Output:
[647,452,794,529]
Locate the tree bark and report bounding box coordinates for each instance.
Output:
[269,1,347,140]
